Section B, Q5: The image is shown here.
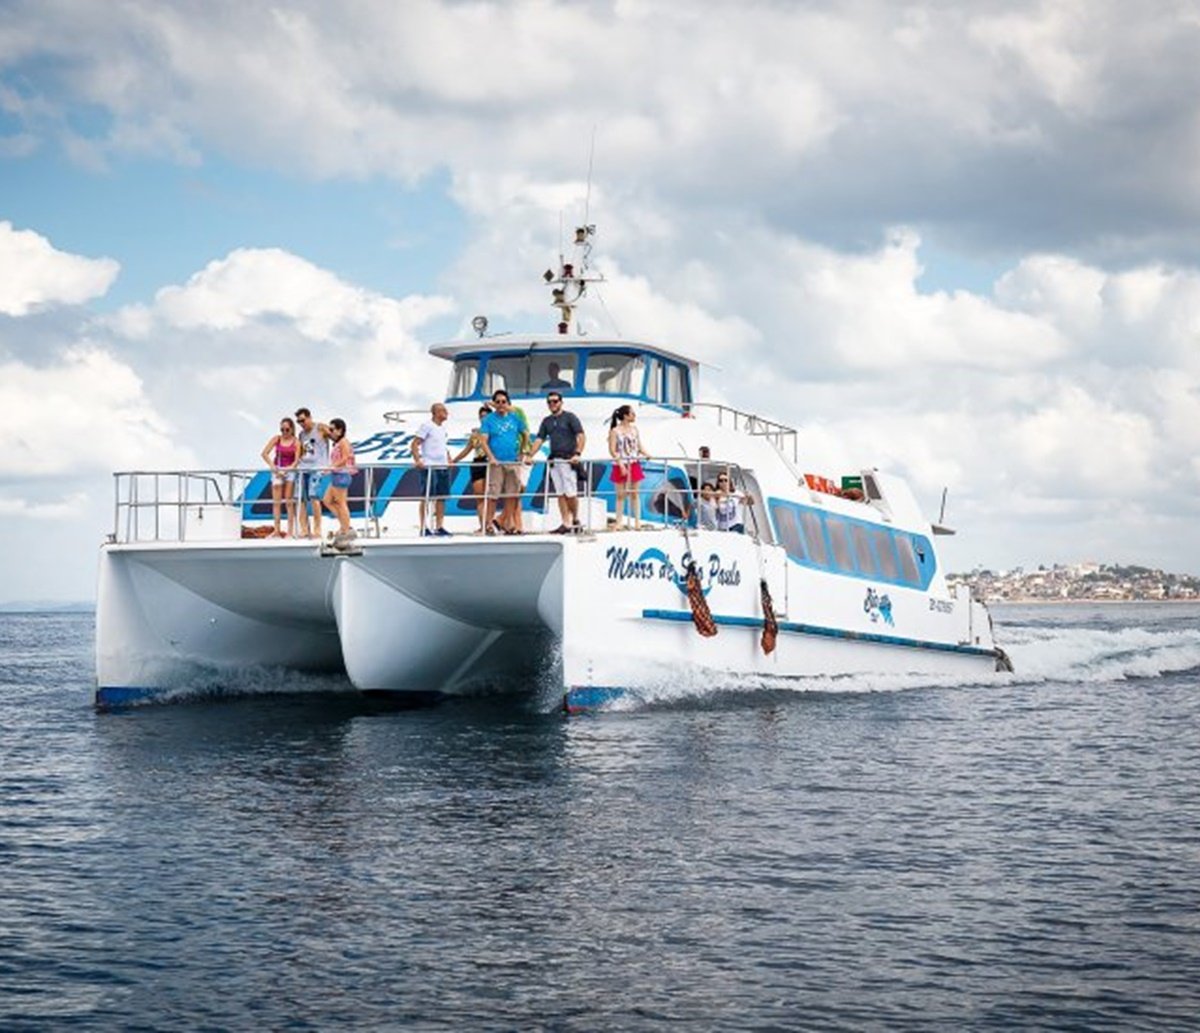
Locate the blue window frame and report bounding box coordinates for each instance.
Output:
[768,497,936,591]
[446,347,692,409]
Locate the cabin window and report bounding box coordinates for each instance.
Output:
[771,503,804,560]
[448,358,480,398]
[850,524,878,577]
[799,510,829,567]
[895,535,921,585]
[584,352,646,395]
[645,358,664,402]
[871,527,900,580]
[827,518,854,572]
[534,353,577,393]
[665,362,689,405]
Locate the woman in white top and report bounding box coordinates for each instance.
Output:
[607,405,651,530]
[713,471,749,533]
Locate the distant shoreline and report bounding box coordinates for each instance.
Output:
[988,598,1198,605]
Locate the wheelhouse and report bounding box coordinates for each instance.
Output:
[432,341,696,411]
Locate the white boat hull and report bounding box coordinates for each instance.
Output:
[95,530,1002,707]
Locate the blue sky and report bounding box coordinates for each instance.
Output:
[2,0,1200,600]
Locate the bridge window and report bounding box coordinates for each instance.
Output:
[665,362,689,405]
[448,358,479,399]
[584,352,645,395]
[645,357,664,402]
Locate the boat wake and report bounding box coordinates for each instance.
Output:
[567,605,1200,712]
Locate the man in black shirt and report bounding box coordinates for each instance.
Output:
[526,392,587,533]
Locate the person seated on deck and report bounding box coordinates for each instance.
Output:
[540,361,572,391]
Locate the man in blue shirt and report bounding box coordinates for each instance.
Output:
[480,389,527,534]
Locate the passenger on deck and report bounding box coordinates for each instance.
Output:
[452,405,492,533]
[540,362,572,390]
[260,416,300,538]
[322,418,358,544]
[608,405,650,531]
[527,392,586,534]
[697,481,718,530]
[714,472,751,534]
[480,390,527,536]
[295,407,332,540]
[412,402,453,537]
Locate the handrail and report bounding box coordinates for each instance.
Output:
[682,401,799,467]
[109,457,766,544]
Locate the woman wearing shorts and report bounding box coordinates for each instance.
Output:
[452,405,492,533]
[608,404,650,530]
[322,418,358,542]
[260,416,300,537]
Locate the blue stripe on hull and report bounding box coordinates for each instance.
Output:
[641,609,997,658]
[95,686,164,708]
[563,686,628,713]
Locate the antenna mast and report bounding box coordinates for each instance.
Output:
[541,129,604,335]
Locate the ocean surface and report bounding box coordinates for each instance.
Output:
[2,603,1199,1030]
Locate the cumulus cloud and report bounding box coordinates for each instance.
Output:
[0,346,182,475]
[3,1,1200,261]
[0,221,119,315]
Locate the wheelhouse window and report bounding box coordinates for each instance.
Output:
[664,362,689,406]
[645,357,664,402]
[448,358,480,399]
[584,352,645,395]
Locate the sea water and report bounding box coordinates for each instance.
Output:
[1,604,1198,1029]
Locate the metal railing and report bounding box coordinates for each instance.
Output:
[110,458,766,544]
[682,402,799,466]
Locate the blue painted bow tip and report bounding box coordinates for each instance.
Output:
[563,686,628,713]
[95,685,163,708]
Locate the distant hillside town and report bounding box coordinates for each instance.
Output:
[949,563,1200,602]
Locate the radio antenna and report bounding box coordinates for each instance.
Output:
[583,125,597,228]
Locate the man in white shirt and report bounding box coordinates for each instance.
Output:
[412,402,454,536]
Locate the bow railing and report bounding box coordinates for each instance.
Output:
[109,457,766,544]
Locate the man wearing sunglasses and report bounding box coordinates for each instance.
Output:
[526,393,586,533]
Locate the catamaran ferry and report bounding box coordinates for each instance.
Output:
[95,225,1010,710]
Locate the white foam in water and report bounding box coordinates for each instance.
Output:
[579,608,1200,711]
[999,621,1200,685]
[147,666,356,705]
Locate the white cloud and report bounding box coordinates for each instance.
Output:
[0,221,119,315]
[0,346,182,475]
[0,492,89,520]
[5,1,1200,258]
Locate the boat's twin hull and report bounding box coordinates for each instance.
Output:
[95,532,1001,707]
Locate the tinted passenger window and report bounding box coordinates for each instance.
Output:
[827,518,853,571]
[871,527,899,580]
[800,510,828,567]
[850,525,877,576]
[771,504,804,561]
[895,536,920,585]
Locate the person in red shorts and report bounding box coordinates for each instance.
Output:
[607,404,650,530]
